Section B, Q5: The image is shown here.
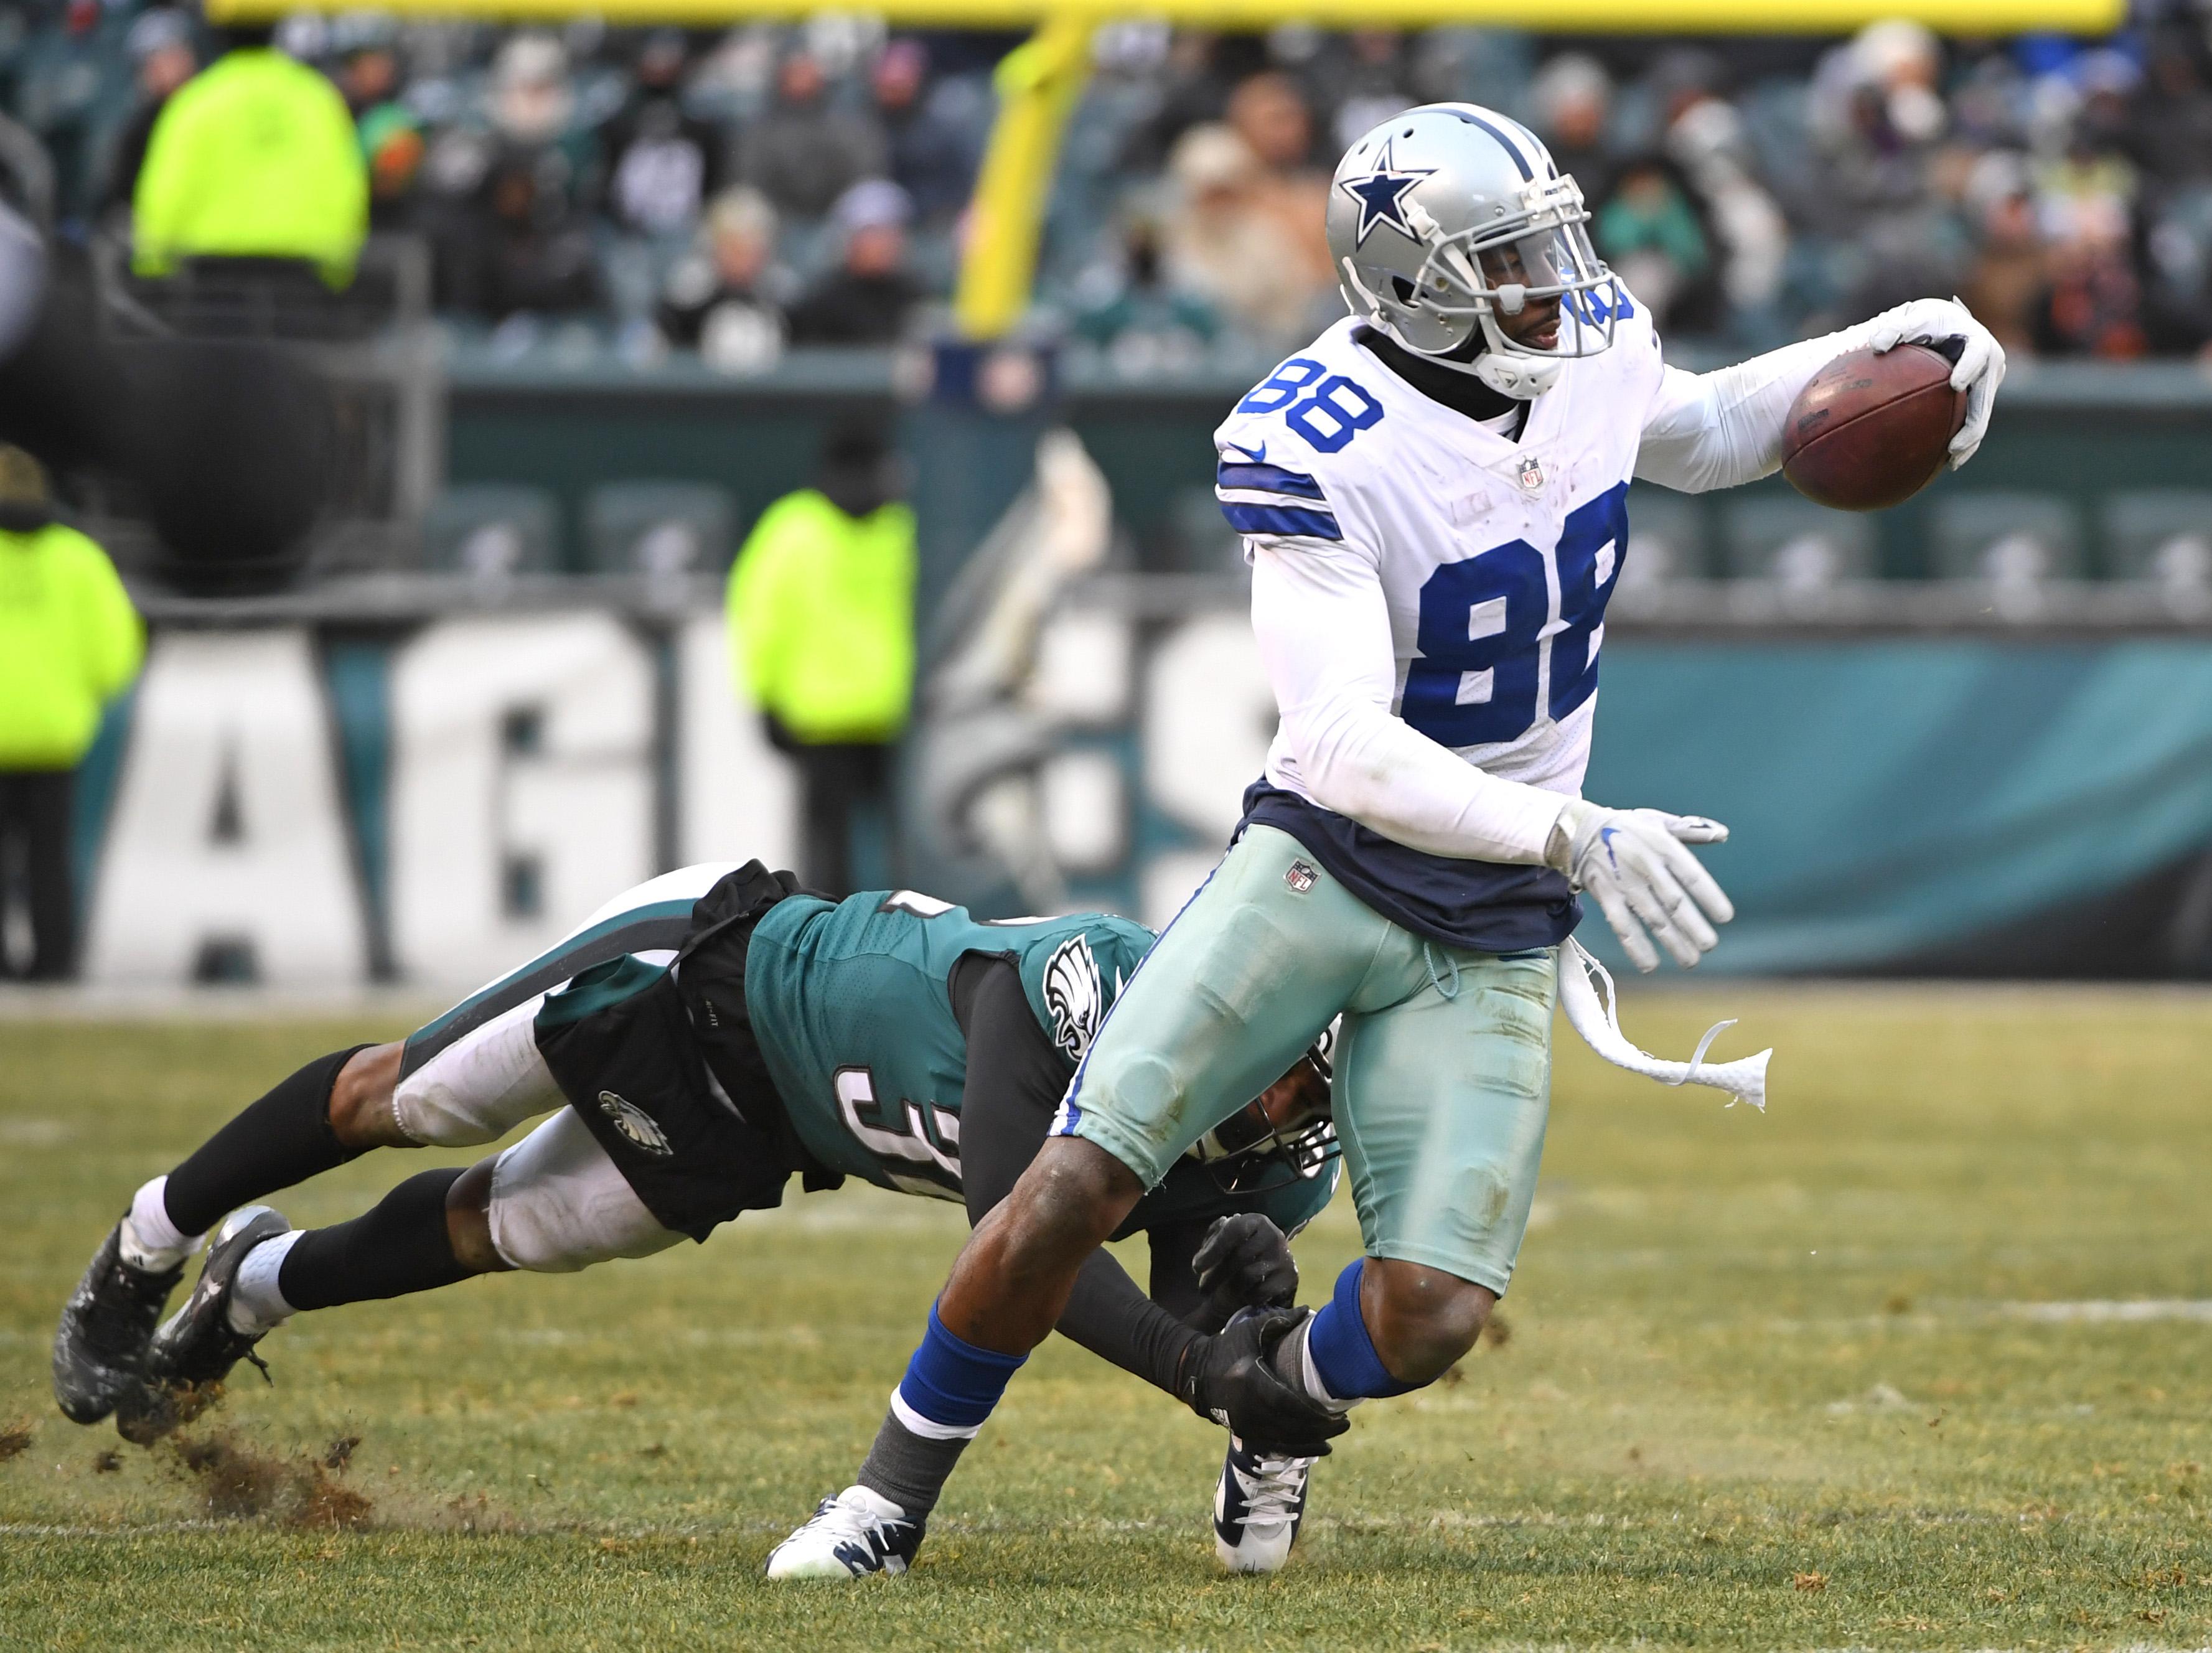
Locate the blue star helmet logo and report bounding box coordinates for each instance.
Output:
[1339,139,1437,248]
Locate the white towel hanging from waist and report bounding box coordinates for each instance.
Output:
[1554,937,1771,1113]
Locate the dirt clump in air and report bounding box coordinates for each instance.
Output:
[167,1431,375,1529]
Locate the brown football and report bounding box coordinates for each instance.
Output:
[1781,342,1967,512]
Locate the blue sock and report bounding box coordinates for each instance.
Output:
[1304,1258,1418,1401]
[891,1303,1028,1440]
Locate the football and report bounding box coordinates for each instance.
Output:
[1781,342,1967,512]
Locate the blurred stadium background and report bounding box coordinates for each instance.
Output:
[7,0,2212,993]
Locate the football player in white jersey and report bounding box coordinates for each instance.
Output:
[769,103,2004,1580]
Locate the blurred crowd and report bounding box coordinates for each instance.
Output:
[7,2,2212,369]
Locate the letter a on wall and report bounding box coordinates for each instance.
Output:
[85,630,370,984]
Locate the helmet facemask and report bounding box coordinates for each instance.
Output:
[1344,173,1623,400]
[1186,1032,1339,1196]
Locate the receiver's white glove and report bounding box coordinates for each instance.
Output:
[1547,800,1735,973]
[1858,296,2007,471]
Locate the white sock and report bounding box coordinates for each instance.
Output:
[120,1177,201,1272]
[226,1229,304,1336]
[1295,1319,1358,1415]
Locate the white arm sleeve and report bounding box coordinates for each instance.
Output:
[1633,329,1863,495]
[1249,538,1568,866]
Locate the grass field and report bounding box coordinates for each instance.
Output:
[1,987,2208,1651]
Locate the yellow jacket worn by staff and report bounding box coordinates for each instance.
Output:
[133,48,369,288]
[728,490,916,745]
[0,525,144,770]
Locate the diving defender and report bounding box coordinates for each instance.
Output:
[55,862,1341,1521]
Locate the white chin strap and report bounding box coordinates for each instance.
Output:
[1556,938,1772,1112]
[1466,303,1566,398]
[1471,350,1562,400]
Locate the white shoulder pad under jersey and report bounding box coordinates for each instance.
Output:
[1216,301,1667,799]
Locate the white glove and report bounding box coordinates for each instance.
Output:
[1546,799,1735,973]
[1858,296,2007,471]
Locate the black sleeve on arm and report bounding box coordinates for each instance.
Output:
[952,954,1203,1400]
[1145,1219,1219,1331]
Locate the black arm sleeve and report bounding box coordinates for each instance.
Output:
[952,955,1202,1400]
[1145,1220,1216,1330]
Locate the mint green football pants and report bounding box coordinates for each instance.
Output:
[1057,824,1557,1295]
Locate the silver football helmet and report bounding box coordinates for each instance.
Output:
[1326,103,1624,399]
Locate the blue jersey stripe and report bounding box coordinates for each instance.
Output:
[1221,502,1342,540]
[1216,460,1326,500]
[1220,489,1333,517]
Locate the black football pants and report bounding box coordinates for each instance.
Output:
[0,766,77,980]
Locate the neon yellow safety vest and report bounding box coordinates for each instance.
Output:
[0,525,144,770]
[728,489,917,745]
[133,49,370,289]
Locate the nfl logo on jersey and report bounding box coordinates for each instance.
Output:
[1518,455,1546,494]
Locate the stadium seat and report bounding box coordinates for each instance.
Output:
[1619,487,1710,588]
[906,225,961,298]
[1929,493,2085,584]
[1720,495,1877,588]
[2101,489,2212,611]
[583,481,736,577]
[597,230,690,325]
[422,484,561,579]
[780,219,833,282]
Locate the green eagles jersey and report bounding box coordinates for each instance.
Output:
[743,889,1337,1239]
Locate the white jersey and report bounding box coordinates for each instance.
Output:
[1209,286,1956,950]
[1216,304,1666,809]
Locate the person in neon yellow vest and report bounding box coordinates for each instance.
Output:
[728,423,916,894]
[0,448,143,979]
[132,24,368,290]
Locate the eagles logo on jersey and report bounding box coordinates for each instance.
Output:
[1041,935,1107,1064]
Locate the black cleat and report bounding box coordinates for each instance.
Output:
[52,1222,185,1425]
[138,1206,290,1434]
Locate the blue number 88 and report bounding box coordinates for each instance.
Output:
[1235,357,1329,413]
[1235,360,1386,455]
[1287,377,1383,454]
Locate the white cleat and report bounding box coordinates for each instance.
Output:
[764,1485,924,1580]
[1213,1435,1316,1573]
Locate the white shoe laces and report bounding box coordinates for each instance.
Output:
[792,1492,906,1557]
[1227,1446,1315,1529]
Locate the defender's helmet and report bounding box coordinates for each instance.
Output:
[1188,1021,1339,1195]
[1326,103,1623,399]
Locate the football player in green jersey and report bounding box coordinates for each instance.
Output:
[54,861,1340,1504]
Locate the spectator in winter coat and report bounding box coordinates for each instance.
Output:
[871,39,982,228]
[604,30,726,240]
[787,180,922,347]
[741,50,886,223]
[658,186,791,371]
